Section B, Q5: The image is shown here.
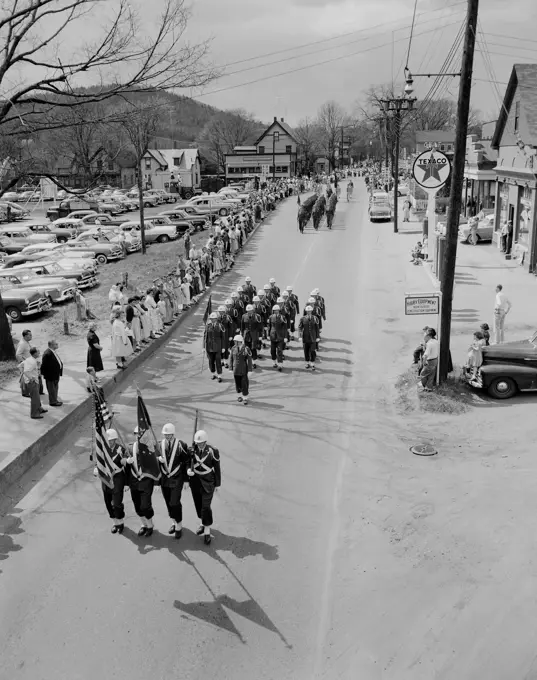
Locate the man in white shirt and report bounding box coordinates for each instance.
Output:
[16,330,33,397]
[494,284,511,344]
[419,328,439,391]
[20,347,47,418]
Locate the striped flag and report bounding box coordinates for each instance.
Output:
[93,394,120,489]
[203,295,212,324]
[136,393,161,481]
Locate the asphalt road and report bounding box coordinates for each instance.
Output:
[4,182,535,680]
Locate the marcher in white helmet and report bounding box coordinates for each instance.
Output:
[299,303,320,370]
[158,422,189,539]
[204,308,225,383]
[241,301,262,369]
[99,428,128,535]
[189,431,222,545]
[243,276,256,304]
[268,303,287,370]
[230,333,253,404]
[269,278,280,297]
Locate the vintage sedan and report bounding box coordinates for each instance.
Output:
[0,225,57,246]
[0,269,74,304]
[458,214,495,244]
[0,235,29,254]
[10,260,98,289]
[82,227,142,253]
[28,221,81,243]
[0,201,30,220]
[118,218,177,243]
[0,280,52,322]
[369,201,392,222]
[65,233,125,264]
[466,332,537,399]
[182,196,233,217]
[159,208,207,231]
[79,213,126,229]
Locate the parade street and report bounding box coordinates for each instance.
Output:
[3,181,537,680]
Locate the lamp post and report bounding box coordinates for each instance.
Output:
[272,131,280,181]
[379,78,416,233]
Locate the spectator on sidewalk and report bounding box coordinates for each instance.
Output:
[87,323,104,373]
[20,347,47,419]
[493,284,511,344]
[480,323,490,346]
[41,339,64,406]
[506,220,514,255]
[500,221,508,252]
[403,199,411,222]
[418,328,439,392]
[469,216,479,246]
[16,329,33,397]
[111,310,133,369]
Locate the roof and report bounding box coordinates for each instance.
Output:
[144,148,199,171]
[254,118,298,146]
[491,64,537,149]
[233,146,257,152]
[415,130,455,143]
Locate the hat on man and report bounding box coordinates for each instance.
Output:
[209,312,218,319]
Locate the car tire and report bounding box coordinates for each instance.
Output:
[487,376,517,400]
[47,295,54,306]
[184,190,193,200]
[6,306,22,322]
[57,236,68,244]
[143,202,151,208]
[157,234,170,243]
[96,254,108,265]
[219,208,228,216]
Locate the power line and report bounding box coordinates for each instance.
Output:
[405,0,420,68]
[197,21,462,99]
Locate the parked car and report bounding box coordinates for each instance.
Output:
[118,218,177,243]
[0,201,30,220]
[369,202,392,222]
[0,269,75,304]
[146,189,176,204]
[217,188,249,203]
[9,260,98,289]
[465,331,537,399]
[29,220,82,242]
[46,198,121,221]
[0,279,52,322]
[458,214,495,243]
[141,193,160,208]
[182,196,232,217]
[79,213,126,229]
[0,235,29,254]
[159,208,207,231]
[82,227,141,253]
[176,204,217,222]
[2,192,20,202]
[0,225,57,246]
[65,233,125,264]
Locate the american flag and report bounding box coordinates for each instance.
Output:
[136,393,161,481]
[93,394,120,489]
[203,295,212,324]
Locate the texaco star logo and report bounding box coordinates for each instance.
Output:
[412,150,451,189]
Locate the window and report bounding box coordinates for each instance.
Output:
[173,157,180,166]
[269,166,274,174]
[286,145,292,154]
[255,166,261,173]
[258,146,265,154]
[514,101,520,132]
[280,166,289,174]
[96,159,103,170]
[440,145,445,151]
[107,160,114,171]
[447,144,453,151]
[144,158,151,170]
[276,166,282,173]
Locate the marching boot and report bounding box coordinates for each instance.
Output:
[305,363,310,369]
[116,523,124,534]
[111,524,119,534]
[253,363,257,369]
[211,373,217,380]
[277,364,282,372]
[272,362,278,369]
[243,397,249,405]
[311,363,316,371]
[168,524,176,535]
[204,534,212,545]
[144,519,154,538]
[196,525,204,536]
[218,375,222,383]
[138,525,147,537]
[174,522,183,540]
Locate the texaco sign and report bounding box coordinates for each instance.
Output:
[412,149,451,190]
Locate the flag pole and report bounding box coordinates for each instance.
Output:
[135,384,161,446]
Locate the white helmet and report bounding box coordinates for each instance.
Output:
[282,291,289,297]
[273,305,280,311]
[286,285,293,291]
[210,311,218,319]
[308,297,316,303]
[245,276,251,282]
[269,278,276,284]
[106,428,118,441]
[133,426,139,434]
[253,295,260,302]
[218,305,226,312]
[234,334,244,343]
[162,423,175,435]
[310,290,317,296]
[225,298,233,305]
[258,290,266,297]
[237,286,243,292]
[246,304,253,311]
[231,292,238,298]
[194,430,208,444]
[313,288,320,294]
[263,284,270,290]
[277,297,284,303]
[305,305,313,312]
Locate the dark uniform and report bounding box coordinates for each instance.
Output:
[243,282,257,303]
[269,283,281,298]
[232,297,245,318]
[303,302,323,347]
[281,298,294,342]
[268,311,288,367]
[288,292,300,333]
[159,437,190,534]
[128,441,158,534]
[241,310,263,362]
[189,443,221,531]
[102,442,128,530]
[219,310,234,367]
[204,318,225,377]
[298,313,320,365]
[230,343,253,398]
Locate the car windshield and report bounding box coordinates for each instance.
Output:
[374,203,390,209]
[46,263,62,274]
[14,229,31,237]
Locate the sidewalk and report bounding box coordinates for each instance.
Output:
[0,201,292,493]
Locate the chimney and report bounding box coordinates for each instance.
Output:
[281,118,284,122]
[274,116,277,122]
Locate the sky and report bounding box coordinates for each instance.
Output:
[179,0,537,125]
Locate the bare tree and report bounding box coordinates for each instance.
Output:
[294,117,322,175]
[115,98,169,254]
[198,110,258,173]
[316,101,348,171]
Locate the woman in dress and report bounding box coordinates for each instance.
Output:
[229,227,238,256]
[129,297,142,350]
[144,288,159,338]
[87,323,104,373]
[111,310,133,369]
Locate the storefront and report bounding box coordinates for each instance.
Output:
[463,129,497,217]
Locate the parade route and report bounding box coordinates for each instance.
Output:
[4,181,537,680]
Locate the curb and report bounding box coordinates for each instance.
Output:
[0,205,277,495]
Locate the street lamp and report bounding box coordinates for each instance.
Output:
[272,131,280,181]
[379,86,416,233]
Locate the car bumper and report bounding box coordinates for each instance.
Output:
[53,288,75,302]
[107,253,125,261]
[78,276,98,289]
[458,231,470,242]
[22,299,52,316]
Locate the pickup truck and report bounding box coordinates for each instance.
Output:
[46,198,121,221]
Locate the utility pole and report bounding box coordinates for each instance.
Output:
[439,0,479,382]
[340,127,344,170]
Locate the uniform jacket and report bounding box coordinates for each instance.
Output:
[268,313,288,341]
[239,292,250,308]
[102,442,128,492]
[289,293,300,316]
[233,299,245,317]
[226,306,240,336]
[269,285,281,298]
[204,321,225,353]
[254,302,267,323]
[190,444,221,490]
[314,295,326,320]
[229,344,253,376]
[158,437,189,487]
[40,348,63,381]
[265,290,277,308]
[281,300,295,322]
[219,312,233,348]
[241,311,263,344]
[244,283,256,302]
[298,314,320,343]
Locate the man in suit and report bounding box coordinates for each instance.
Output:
[40,338,63,406]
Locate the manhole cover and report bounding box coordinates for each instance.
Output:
[410,444,438,457]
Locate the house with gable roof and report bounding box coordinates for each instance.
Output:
[225,117,298,182]
[141,147,201,198]
[491,63,537,270]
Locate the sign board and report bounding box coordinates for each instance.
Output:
[261,165,270,175]
[40,177,57,201]
[412,150,451,190]
[405,294,440,316]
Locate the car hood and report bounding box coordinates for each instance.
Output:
[483,339,537,358]
[1,286,42,299]
[13,276,72,288]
